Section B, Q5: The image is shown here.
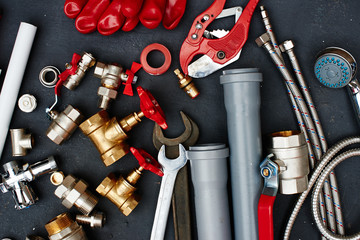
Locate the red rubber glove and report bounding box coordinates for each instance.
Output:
[64,0,88,19]
[98,0,125,35]
[139,0,166,29]
[75,0,110,34]
[163,0,186,30]
[122,16,140,31]
[121,0,144,18]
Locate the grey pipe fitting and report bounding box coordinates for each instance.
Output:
[0,156,57,209]
[187,144,231,240]
[10,128,33,156]
[220,68,262,240]
[63,52,96,90]
[55,175,98,215]
[46,105,84,145]
[267,130,310,194]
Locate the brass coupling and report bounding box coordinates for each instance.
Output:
[267,130,310,194]
[46,105,84,145]
[79,110,144,166]
[76,212,105,228]
[54,175,98,215]
[96,167,144,216]
[10,128,33,156]
[45,213,87,240]
[63,52,96,90]
[174,69,199,99]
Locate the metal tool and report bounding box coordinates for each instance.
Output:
[152,111,199,240]
[150,144,188,240]
[314,47,360,122]
[179,0,259,78]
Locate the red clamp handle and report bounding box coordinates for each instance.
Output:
[179,0,259,75]
[137,86,168,129]
[130,147,164,176]
[258,194,276,240]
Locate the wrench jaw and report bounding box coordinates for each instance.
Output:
[158,144,188,171]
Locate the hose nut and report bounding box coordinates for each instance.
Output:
[54,175,98,215]
[76,212,105,228]
[63,52,96,90]
[279,40,295,53]
[45,213,87,240]
[46,105,84,145]
[267,130,310,194]
[255,33,271,47]
[10,128,33,156]
[174,69,199,99]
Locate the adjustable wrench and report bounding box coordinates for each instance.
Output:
[150,144,188,240]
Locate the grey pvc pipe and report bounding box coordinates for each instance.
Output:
[187,144,231,240]
[220,68,263,240]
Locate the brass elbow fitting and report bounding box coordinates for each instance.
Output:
[54,175,98,215]
[46,105,84,145]
[10,128,33,156]
[96,167,144,216]
[174,69,199,99]
[63,52,96,90]
[45,213,87,240]
[267,130,310,194]
[79,110,144,166]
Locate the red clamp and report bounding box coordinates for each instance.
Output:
[137,86,168,130]
[179,0,259,77]
[130,147,164,176]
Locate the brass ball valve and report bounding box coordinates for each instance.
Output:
[80,86,168,166]
[96,147,163,216]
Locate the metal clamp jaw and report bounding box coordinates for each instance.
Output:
[0,156,57,209]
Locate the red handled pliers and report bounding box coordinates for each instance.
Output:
[179,0,260,78]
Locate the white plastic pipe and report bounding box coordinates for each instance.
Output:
[0,22,37,158]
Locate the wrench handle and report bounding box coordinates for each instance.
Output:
[151,171,178,240]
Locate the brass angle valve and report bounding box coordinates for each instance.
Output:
[96,147,164,216]
[80,86,168,167]
[94,61,138,110]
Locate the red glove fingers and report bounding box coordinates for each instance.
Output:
[139,0,166,29]
[75,0,110,34]
[162,0,186,30]
[98,0,125,35]
[122,16,140,31]
[121,0,144,18]
[64,0,88,19]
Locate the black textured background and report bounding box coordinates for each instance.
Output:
[0,0,359,239]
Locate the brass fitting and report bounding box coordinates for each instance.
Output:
[96,167,144,216]
[45,213,87,240]
[79,110,144,166]
[54,175,98,215]
[174,69,199,99]
[267,130,310,194]
[46,105,84,145]
[76,212,105,228]
[63,52,96,90]
[10,128,33,156]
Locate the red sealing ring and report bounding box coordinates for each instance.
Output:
[140,43,171,75]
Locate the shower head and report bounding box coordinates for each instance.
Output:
[314,47,357,88]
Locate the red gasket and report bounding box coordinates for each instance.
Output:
[140,43,171,75]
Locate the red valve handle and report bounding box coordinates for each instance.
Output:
[258,194,276,240]
[137,86,168,129]
[130,147,164,176]
[55,53,82,96]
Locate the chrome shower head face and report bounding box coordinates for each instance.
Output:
[314,47,357,88]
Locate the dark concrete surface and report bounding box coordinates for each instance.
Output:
[0,0,359,239]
